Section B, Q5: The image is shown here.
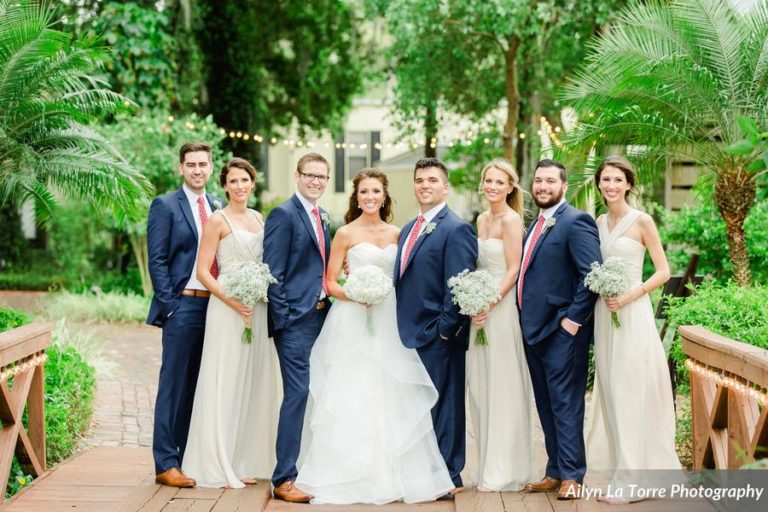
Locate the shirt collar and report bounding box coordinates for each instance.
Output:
[182,184,206,205]
[295,192,318,214]
[419,202,446,223]
[539,198,565,219]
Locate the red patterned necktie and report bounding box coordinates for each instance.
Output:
[517,215,546,308]
[311,207,328,294]
[197,196,219,279]
[401,215,426,277]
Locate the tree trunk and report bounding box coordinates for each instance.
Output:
[424,103,437,158]
[502,36,521,162]
[129,233,153,296]
[714,166,755,286]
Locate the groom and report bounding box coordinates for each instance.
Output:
[518,159,601,500]
[395,158,477,493]
[263,153,332,503]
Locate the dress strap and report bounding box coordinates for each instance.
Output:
[217,210,237,233]
[247,209,264,227]
[603,209,642,252]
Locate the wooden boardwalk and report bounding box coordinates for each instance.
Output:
[1,447,712,512]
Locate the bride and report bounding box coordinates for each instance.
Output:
[295,168,454,504]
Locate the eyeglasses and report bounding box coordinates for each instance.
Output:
[298,171,330,183]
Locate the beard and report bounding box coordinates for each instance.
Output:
[533,187,565,209]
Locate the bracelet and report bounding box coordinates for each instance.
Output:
[639,282,648,295]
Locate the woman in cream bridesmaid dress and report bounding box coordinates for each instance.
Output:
[467,159,535,492]
[585,157,680,504]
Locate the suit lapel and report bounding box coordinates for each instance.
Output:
[528,202,568,266]
[177,188,197,239]
[401,205,449,276]
[291,194,320,251]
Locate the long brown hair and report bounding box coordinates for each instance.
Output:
[479,159,524,218]
[344,168,394,224]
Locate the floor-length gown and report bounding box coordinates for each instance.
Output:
[182,211,282,488]
[295,242,454,504]
[466,238,535,491]
[585,209,680,494]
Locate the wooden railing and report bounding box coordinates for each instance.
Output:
[680,325,768,469]
[0,323,52,497]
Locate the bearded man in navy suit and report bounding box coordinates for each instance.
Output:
[518,159,602,500]
[394,158,478,495]
[147,142,222,488]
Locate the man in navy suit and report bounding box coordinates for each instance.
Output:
[394,158,478,494]
[263,153,332,503]
[518,159,601,500]
[147,142,221,488]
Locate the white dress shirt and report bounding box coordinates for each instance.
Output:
[400,202,446,270]
[183,185,212,291]
[295,192,327,299]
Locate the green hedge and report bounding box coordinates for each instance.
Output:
[0,308,96,497]
[665,282,768,391]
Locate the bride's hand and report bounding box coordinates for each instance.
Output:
[604,290,635,312]
[472,311,490,327]
[227,298,253,318]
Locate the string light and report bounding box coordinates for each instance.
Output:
[0,353,48,383]
[685,359,768,407]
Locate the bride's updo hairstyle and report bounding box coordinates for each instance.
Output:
[344,168,394,224]
[594,156,637,204]
[479,158,524,218]
[219,157,257,200]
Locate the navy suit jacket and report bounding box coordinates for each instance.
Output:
[395,206,478,350]
[146,187,220,327]
[263,194,331,336]
[518,202,602,345]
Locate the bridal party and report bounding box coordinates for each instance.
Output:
[145,144,680,505]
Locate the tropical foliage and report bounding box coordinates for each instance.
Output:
[0,0,151,223]
[562,0,768,286]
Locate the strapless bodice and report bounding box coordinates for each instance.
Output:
[477,238,506,281]
[217,230,264,273]
[347,243,398,275]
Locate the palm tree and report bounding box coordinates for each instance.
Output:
[561,0,768,286]
[0,0,151,224]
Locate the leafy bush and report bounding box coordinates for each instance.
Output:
[0,271,66,291]
[658,199,768,283]
[0,308,28,332]
[665,282,768,391]
[45,290,150,323]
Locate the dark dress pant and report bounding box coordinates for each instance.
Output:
[152,295,207,474]
[524,325,590,483]
[416,338,466,487]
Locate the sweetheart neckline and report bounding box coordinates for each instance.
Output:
[349,242,398,251]
[220,229,264,242]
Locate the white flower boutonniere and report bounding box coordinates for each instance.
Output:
[424,222,437,235]
[320,212,331,229]
[212,200,223,211]
[542,216,557,232]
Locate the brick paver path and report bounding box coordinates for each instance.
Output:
[80,323,161,449]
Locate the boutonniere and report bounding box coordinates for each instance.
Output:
[212,200,223,211]
[424,221,438,235]
[542,216,557,232]
[320,212,331,228]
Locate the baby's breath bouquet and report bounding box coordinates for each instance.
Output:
[447,269,501,346]
[583,256,630,328]
[343,265,393,334]
[220,260,277,343]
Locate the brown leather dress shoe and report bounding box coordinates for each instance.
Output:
[155,467,196,488]
[557,480,582,500]
[524,476,561,492]
[273,480,312,503]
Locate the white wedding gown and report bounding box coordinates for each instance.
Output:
[182,211,282,488]
[295,242,454,504]
[467,238,535,491]
[585,209,680,493]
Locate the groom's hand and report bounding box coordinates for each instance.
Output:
[560,317,580,336]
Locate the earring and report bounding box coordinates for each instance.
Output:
[357,203,362,209]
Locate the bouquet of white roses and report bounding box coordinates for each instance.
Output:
[583,256,629,328]
[343,265,393,334]
[447,269,501,346]
[220,260,277,343]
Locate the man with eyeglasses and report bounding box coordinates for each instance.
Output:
[263,152,332,503]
